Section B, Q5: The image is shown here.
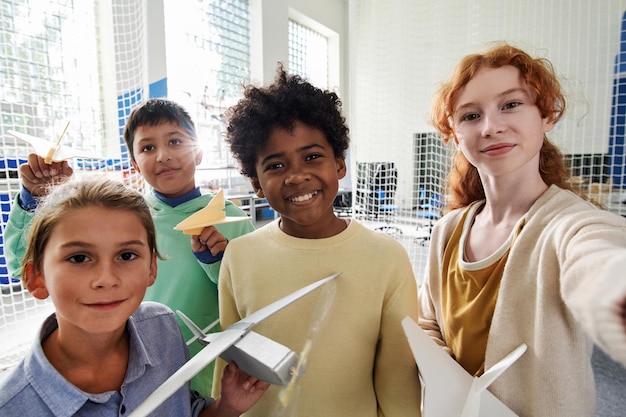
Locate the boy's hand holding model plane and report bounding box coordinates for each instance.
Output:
[8,124,99,197]
[19,153,73,197]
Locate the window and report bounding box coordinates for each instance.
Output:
[288,19,329,89]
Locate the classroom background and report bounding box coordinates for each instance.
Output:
[1,1,626,414]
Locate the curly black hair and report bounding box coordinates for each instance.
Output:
[225,63,350,178]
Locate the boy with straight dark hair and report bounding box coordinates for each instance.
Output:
[5,98,254,395]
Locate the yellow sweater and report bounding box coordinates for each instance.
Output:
[213,219,421,417]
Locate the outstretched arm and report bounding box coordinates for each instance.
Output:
[567,252,626,367]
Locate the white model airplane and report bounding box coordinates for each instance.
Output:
[127,272,341,417]
[7,122,103,164]
[401,317,526,417]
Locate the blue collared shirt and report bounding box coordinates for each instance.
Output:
[0,302,212,416]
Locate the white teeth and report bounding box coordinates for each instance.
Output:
[290,191,316,202]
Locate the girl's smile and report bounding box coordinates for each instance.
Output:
[452,65,554,179]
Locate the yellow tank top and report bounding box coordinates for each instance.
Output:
[441,203,524,376]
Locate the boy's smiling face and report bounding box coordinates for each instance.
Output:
[26,206,157,338]
[131,121,202,198]
[252,121,347,239]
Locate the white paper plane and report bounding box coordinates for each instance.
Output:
[127,272,341,417]
[401,317,526,417]
[8,124,103,163]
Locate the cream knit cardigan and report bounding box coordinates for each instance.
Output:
[419,185,626,417]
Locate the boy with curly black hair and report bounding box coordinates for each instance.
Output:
[212,64,421,416]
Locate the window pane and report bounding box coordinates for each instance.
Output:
[288,19,328,89]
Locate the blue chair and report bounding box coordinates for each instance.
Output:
[375,188,403,236]
[373,166,403,236]
[416,189,443,244]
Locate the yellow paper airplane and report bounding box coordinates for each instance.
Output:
[174,188,249,234]
[8,123,103,164]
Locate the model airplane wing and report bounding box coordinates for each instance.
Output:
[128,272,341,417]
[401,317,526,417]
[7,128,103,163]
[174,188,249,234]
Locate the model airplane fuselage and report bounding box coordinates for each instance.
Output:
[177,309,301,386]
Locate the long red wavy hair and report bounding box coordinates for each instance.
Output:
[430,44,572,211]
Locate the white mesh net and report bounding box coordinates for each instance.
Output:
[348,0,626,284]
[0,0,251,373]
[0,0,146,371]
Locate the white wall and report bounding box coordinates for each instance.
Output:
[146,1,626,208]
[146,0,166,89]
